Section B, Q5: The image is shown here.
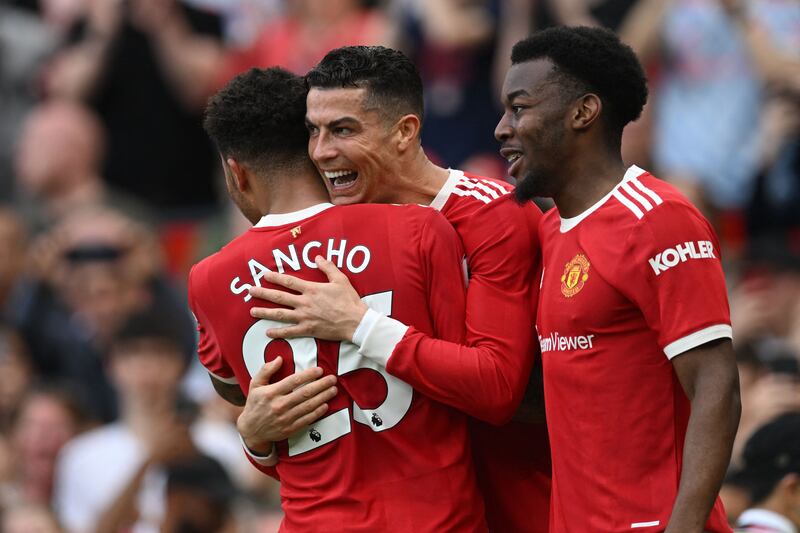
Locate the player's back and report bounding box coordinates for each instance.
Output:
[189,203,486,533]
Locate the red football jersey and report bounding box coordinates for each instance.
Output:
[380,169,551,532]
[537,167,732,532]
[188,203,486,533]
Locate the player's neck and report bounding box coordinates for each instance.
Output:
[384,150,449,205]
[260,170,330,216]
[553,155,627,219]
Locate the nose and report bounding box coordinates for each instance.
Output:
[495,111,512,142]
[310,130,337,164]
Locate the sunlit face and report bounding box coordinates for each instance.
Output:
[495,59,570,202]
[306,88,399,205]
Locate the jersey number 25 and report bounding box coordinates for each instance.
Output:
[241,291,413,456]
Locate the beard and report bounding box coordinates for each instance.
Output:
[514,168,554,203]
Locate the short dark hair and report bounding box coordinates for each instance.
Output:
[511,26,648,137]
[204,67,309,170]
[306,45,424,124]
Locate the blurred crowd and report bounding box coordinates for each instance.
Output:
[0,0,798,531]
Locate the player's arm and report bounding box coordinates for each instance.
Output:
[666,339,740,533]
[188,263,243,405]
[249,201,541,424]
[236,356,337,457]
[621,202,740,532]
[209,375,245,406]
[373,202,537,424]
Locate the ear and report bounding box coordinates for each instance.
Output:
[226,157,250,193]
[571,93,602,131]
[395,114,422,152]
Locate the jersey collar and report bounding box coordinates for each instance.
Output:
[429,168,464,211]
[559,165,647,233]
[254,203,334,228]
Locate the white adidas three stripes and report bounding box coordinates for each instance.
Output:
[612,177,664,219]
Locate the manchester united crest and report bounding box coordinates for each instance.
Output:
[561,253,590,297]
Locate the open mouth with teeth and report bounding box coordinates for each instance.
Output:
[502,150,524,177]
[324,169,359,190]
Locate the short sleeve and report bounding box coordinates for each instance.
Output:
[188,262,238,384]
[619,202,732,359]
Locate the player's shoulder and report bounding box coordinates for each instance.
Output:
[462,171,515,195]
[188,235,241,290]
[605,169,720,268]
[608,167,709,230]
[337,202,456,244]
[434,169,514,213]
[454,171,515,209]
[334,201,437,218]
[335,201,448,229]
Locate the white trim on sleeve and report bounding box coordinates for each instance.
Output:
[239,433,278,466]
[352,307,381,346]
[357,313,409,368]
[208,371,239,385]
[663,324,733,359]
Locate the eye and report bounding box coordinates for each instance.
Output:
[511,105,525,115]
[334,127,353,135]
[306,124,319,136]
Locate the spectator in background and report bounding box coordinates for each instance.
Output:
[731,340,800,466]
[730,234,800,359]
[728,235,800,463]
[53,308,237,533]
[219,0,387,80]
[727,412,800,532]
[716,0,800,239]
[161,455,238,533]
[0,384,86,508]
[533,0,642,31]
[45,0,224,222]
[187,0,282,47]
[1,503,62,533]
[17,206,193,421]
[0,207,29,322]
[14,100,148,232]
[0,325,34,433]
[622,0,800,219]
[389,0,507,175]
[0,0,59,200]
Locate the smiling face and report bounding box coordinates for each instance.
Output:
[306,87,399,205]
[495,59,572,201]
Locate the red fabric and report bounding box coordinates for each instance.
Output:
[385,171,551,532]
[189,204,485,532]
[537,171,732,532]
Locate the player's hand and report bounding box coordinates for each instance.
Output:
[248,256,369,342]
[237,356,338,454]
